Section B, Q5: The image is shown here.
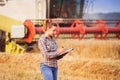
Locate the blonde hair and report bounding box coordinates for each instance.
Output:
[43,19,52,32]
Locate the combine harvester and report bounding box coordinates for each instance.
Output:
[0,0,120,54]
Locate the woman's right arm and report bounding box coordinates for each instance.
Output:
[38,38,60,59]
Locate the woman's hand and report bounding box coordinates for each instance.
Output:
[58,46,66,54]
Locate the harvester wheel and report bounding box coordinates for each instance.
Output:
[94,20,108,39]
[71,19,85,39]
[115,20,120,39]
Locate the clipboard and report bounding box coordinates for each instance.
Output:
[56,48,74,60]
[61,48,74,54]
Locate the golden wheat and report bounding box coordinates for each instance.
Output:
[0,39,120,80]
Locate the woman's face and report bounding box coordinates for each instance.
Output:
[47,26,57,37]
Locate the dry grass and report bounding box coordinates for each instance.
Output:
[0,39,120,80]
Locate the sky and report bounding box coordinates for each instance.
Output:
[91,0,120,13]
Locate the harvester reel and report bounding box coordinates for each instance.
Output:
[115,20,120,39]
[94,20,108,39]
[71,19,85,39]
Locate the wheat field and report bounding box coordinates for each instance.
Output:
[0,39,120,80]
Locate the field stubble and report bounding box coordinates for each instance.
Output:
[0,39,120,80]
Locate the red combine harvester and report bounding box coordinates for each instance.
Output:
[0,0,120,53]
[23,0,120,43]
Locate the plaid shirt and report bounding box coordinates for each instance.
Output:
[38,34,60,68]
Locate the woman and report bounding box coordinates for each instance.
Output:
[38,19,65,80]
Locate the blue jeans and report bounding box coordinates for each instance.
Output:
[40,63,58,80]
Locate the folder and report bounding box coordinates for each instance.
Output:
[56,48,74,60]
